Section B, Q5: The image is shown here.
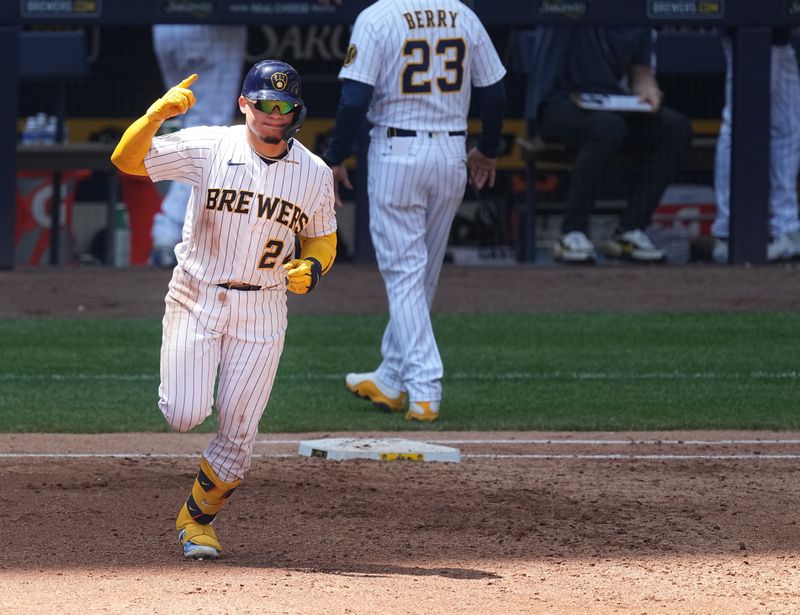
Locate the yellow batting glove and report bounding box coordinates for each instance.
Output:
[284,258,322,295]
[145,74,198,126]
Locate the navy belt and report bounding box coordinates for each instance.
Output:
[386,127,466,137]
[219,282,262,291]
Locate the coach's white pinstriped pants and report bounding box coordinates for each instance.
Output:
[368,129,467,403]
[713,40,800,239]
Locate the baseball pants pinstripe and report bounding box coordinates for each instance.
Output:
[713,40,800,239]
[368,131,467,402]
[158,268,286,481]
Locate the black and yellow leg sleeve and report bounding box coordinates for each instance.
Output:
[176,457,241,530]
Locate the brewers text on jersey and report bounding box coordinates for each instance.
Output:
[204,188,310,234]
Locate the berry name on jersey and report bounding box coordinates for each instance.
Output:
[402,9,458,29]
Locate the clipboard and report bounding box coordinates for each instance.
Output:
[572,93,654,112]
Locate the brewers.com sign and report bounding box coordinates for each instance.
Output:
[21,0,100,17]
[647,0,724,18]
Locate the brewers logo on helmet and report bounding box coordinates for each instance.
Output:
[271,72,288,91]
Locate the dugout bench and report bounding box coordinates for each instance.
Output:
[512,29,727,262]
[512,120,721,262]
[16,142,119,266]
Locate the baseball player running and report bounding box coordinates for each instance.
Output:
[324,0,506,421]
[111,60,337,559]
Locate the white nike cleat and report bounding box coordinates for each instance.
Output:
[345,372,407,412]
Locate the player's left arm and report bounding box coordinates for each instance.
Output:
[467,19,508,190]
[630,64,663,112]
[284,233,337,295]
[468,78,506,190]
[284,167,338,295]
[323,79,374,207]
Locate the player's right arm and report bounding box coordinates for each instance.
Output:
[323,79,374,207]
[110,74,198,176]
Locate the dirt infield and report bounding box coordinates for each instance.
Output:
[1,262,799,317]
[4,431,800,614]
[2,264,799,613]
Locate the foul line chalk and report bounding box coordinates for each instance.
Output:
[2,452,800,461]
[256,438,800,446]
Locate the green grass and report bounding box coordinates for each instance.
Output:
[0,313,797,432]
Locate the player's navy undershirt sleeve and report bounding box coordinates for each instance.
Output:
[323,79,374,165]
[475,79,506,158]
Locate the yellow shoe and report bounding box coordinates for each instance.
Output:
[178,509,222,559]
[345,371,407,412]
[405,401,440,422]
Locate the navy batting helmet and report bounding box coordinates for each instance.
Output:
[241,60,306,140]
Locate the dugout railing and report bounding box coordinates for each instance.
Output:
[1,0,797,269]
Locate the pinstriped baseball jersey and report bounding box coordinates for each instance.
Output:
[144,125,336,287]
[340,0,506,131]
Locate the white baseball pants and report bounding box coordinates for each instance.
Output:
[158,268,286,481]
[368,129,467,402]
[713,40,800,239]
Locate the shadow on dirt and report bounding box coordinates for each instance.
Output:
[5,455,800,571]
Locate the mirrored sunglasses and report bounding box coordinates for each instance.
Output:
[249,99,297,115]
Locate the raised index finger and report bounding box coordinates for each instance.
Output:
[177,74,198,89]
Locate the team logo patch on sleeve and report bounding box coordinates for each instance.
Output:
[271,72,288,91]
[343,44,357,67]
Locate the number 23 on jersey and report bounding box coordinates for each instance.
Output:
[401,38,465,94]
